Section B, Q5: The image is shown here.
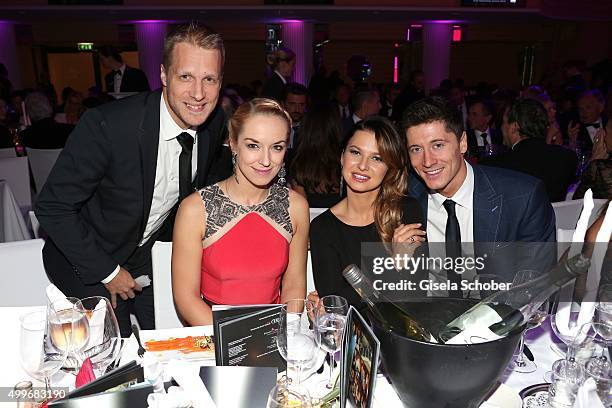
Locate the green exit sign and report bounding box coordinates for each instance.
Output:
[78,42,94,51]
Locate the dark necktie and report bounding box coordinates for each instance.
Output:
[443,199,463,298]
[177,132,194,202]
[480,132,489,146]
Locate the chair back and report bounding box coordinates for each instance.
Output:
[0,148,16,159]
[151,241,184,329]
[26,148,62,193]
[552,199,608,230]
[309,207,327,222]
[0,181,31,242]
[0,156,31,209]
[0,239,50,306]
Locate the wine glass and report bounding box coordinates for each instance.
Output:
[511,270,550,373]
[48,297,90,370]
[567,322,612,406]
[19,310,69,394]
[314,295,348,389]
[75,296,121,376]
[550,302,585,357]
[595,284,612,327]
[276,299,317,386]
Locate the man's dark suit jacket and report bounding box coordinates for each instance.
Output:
[35,90,225,287]
[466,128,503,158]
[20,118,74,149]
[105,65,150,93]
[409,165,557,282]
[481,138,578,203]
[261,73,285,102]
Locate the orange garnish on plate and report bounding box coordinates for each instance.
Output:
[144,335,214,354]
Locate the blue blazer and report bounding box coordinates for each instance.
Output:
[409,164,557,280]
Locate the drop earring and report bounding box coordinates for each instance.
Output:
[339,166,344,197]
[277,163,286,186]
[232,152,239,184]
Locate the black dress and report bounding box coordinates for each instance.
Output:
[309,196,425,311]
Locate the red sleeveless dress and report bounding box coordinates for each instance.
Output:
[199,183,293,305]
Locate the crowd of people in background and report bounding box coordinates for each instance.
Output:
[1,50,611,204]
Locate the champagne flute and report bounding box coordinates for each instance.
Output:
[511,269,550,374]
[48,297,90,370]
[276,299,317,386]
[19,310,69,395]
[314,295,348,389]
[75,296,121,376]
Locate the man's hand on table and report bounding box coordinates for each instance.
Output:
[104,267,142,308]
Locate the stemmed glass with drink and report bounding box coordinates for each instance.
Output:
[313,295,348,389]
[19,309,71,395]
[47,297,90,371]
[511,270,550,373]
[276,299,317,386]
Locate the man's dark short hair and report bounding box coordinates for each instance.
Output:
[402,96,464,140]
[98,46,123,63]
[283,82,308,101]
[507,98,548,140]
[469,97,495,117]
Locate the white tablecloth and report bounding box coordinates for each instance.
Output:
[3,306,561,407]
[0,180,30,243]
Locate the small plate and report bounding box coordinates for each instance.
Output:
[520,383,550,408]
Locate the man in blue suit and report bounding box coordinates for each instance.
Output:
[403,97,556,285]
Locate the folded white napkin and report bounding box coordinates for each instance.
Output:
[46,283,74,311]
[146,359,217,408]
[557,191,596,340]
[573,377,605,408]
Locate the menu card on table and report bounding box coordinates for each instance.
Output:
[340,307,380,408]
[212,304,285,372]
[48,361,149,407]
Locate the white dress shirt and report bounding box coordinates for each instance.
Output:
[586,118,602,143]
[474,128,492,147]
[352,113,363,124]
[113,64,126,94]
[426,161,476,295]
[102,93,198,283]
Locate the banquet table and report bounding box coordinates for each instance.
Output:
[1,305,561,407]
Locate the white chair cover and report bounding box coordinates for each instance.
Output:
[306,250,315,294]
[0,147,16,158]
[0,181,30,243]
[0,156,31,209]
[152,241,184,329]
[0,238,50,306]
[552,199,608,230]
[26,148,62,193]
[309,207,327,222]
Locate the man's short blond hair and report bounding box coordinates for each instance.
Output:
[163,22,225,71]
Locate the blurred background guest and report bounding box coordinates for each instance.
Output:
[290,107,342,208]
[466,98,503,159]
[20,92,73,149]
[98,45,150,93]
[391,69,425,122]
[262,47,295,102]
[482,98,577,202]
[574,120,612,199]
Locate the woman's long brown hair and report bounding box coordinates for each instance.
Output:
[344,116,409,243]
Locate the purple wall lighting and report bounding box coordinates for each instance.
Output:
[134,21,167,90]
[0,21,21,89]
[281,20,313,86]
